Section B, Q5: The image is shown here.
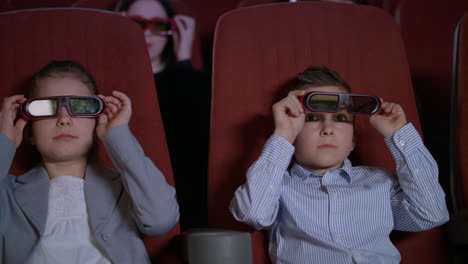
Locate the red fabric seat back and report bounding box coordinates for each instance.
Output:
[452,13,468,211]
[209,2,446,263]
[396,0,465,201]
[0,8,179,263]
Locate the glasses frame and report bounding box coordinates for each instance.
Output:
[21,95,106,120]
[298,91,382,115]
[129,16,177,35]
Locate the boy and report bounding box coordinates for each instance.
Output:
[229,67,449,263]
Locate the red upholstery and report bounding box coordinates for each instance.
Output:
[209,2,446,263]
[453,13,468,211]
[236,0,284,8]
[396,0,465,202]
[0,8,180,263]
[7,0,79,9]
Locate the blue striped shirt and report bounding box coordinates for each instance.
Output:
[230,123,449,264]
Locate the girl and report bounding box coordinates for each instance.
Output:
[0,60,179,264]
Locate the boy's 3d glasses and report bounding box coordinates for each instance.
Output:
[21,95,105,120]
[129,17,177,35]
[299,92,381,115]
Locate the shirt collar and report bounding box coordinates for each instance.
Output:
[290,159,354,183]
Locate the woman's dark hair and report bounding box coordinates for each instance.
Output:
[29,60,98,96]
[119,0,176,67]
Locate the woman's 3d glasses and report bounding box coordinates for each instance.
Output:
[300,92,381,115]
[130,17,176,35]
[21,95,105,120]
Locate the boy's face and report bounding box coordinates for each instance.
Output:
[293,85,355,174]
[31,76,96,163]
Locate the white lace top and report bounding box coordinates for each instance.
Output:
[27,176,112,264]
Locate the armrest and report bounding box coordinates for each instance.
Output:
[183,228,252,264]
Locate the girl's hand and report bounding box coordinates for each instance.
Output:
[96,91,132,141]
[0,95,28,148]
[369,100,407,138]
[272,90,307,144]
[172,15,196,62]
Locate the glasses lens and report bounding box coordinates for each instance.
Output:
[307,94,339,112]
[153,21,172,33]
[133,19,147,30]
[69,98,101,115]
[27,99,57,117]
[348,95,379,114]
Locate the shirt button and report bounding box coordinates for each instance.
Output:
[413,168,420,175]
[269,185,274,190]
[331,194,338,200]
[335,236,342,241]
[399,140,405,147]
[356,254,363,260]
[281,152,289,158]
[323,178,330,184]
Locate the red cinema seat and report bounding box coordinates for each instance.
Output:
[209,2,447,263]
[448,12,468,264]
[0,8,180,263]
[396,0,465,201]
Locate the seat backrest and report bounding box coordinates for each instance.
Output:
[209,2,446,263]
[451,13,468,212]
[0,8,179,263]
[396,0,465,201]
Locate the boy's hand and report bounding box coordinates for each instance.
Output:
[96,91,132,141]
[173,15,196,62]
[369,101,407,138]
[272,90,307,144]
[0,95,28,148]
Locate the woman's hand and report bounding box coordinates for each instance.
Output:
[272,90,307,144]
[96,91,132,141]
[172,15,196,62]
[369,100,407,138]
[0,95,28,148]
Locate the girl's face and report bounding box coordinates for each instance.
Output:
[293,85,355,174]
[31,76,96,163]
[127,0,169,64]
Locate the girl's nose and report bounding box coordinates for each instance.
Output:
[56,107,72,127]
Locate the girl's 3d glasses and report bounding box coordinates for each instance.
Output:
[299,92,381,115]
[21,95,105,120]
[129,16,177,35]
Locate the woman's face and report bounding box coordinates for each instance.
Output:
[31,76,96,163]
[126,0,169,64]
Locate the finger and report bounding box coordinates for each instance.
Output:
[105,108,115,120]
[14,118,28,132]
[107,103,119,114]
[285,97,301,117]
[2,95,26,110]
[174,16,186,32]
[288,90,306,112]
[287,94,303,115]
[112,91,132,108]
[385,103,396,114]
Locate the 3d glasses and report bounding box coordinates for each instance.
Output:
[129,17,177,35]
[21,95,105,120]
[299,92,381,115]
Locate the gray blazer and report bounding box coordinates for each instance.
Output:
[0,125,180,264]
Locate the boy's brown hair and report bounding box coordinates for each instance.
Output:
[290,66,351,93]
